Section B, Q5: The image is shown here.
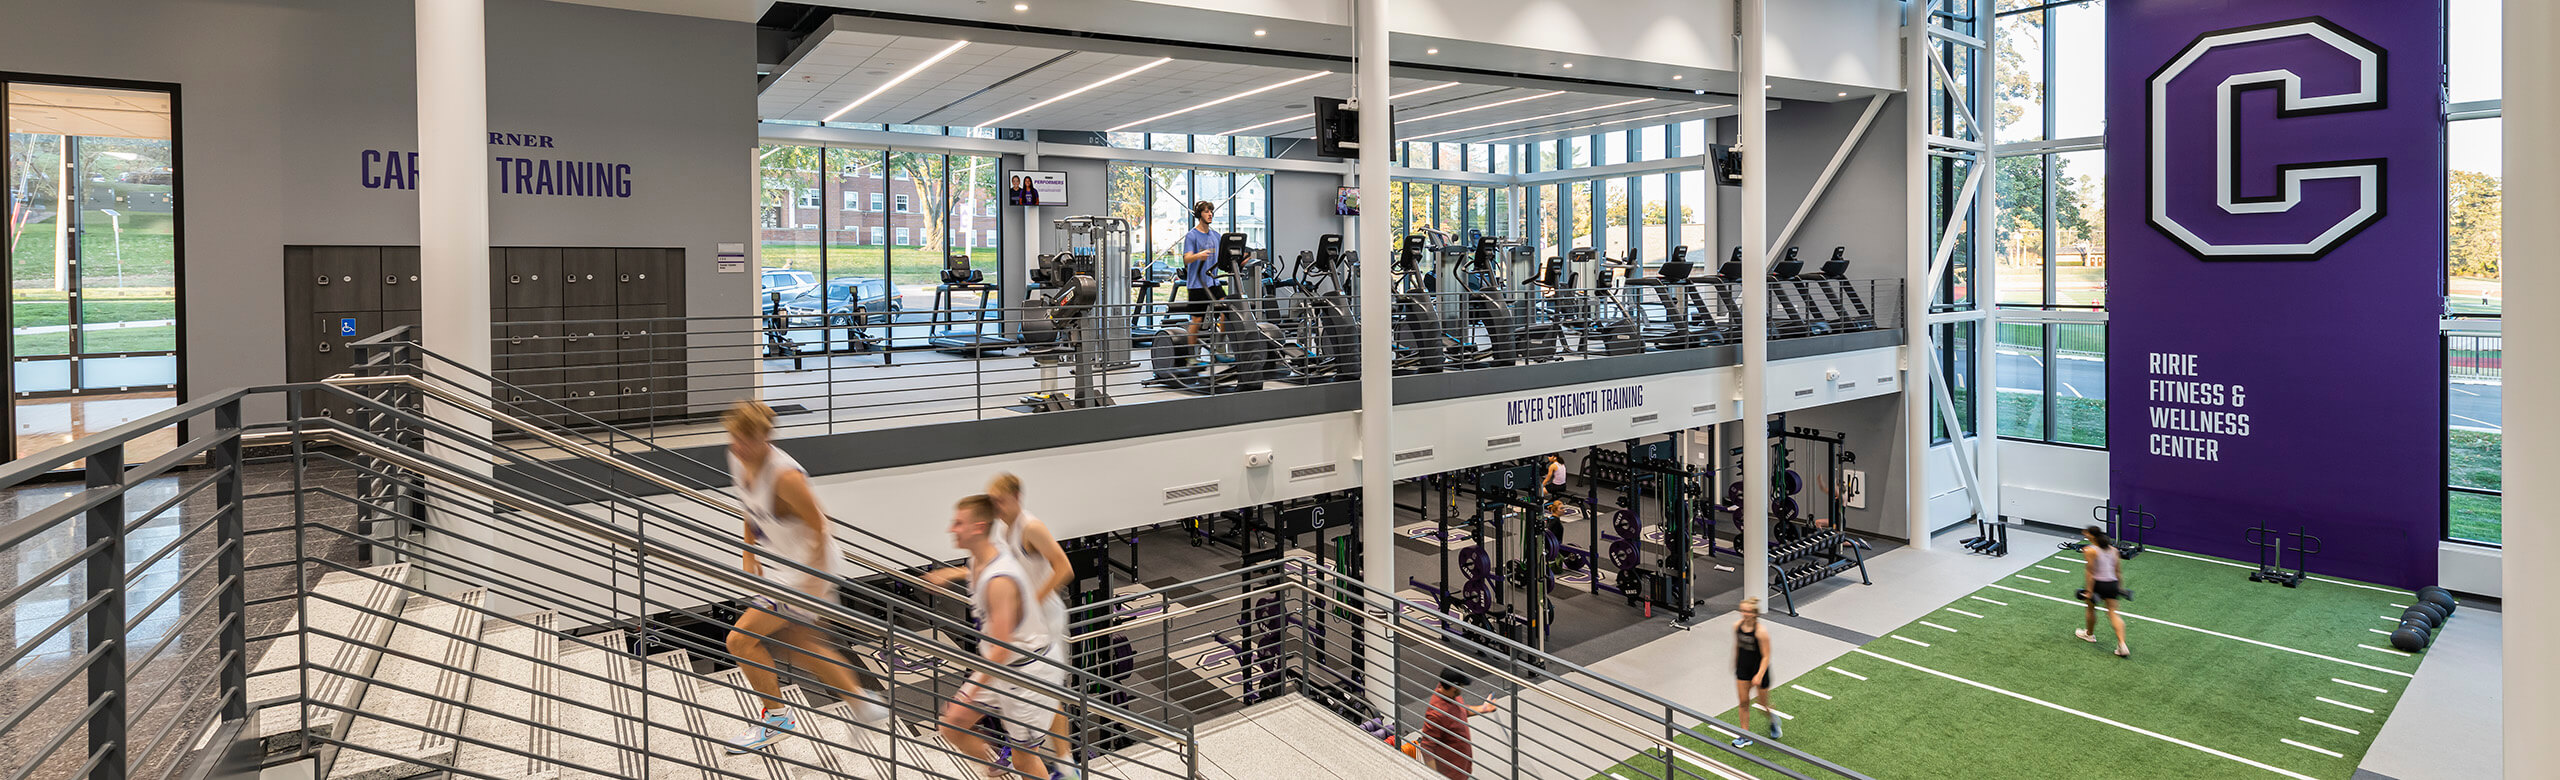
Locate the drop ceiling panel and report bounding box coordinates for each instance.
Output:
[762,22,1730,143]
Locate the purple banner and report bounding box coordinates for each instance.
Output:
[2107,1,2443,588]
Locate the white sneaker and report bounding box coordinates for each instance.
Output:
[849,692,893,725]
[727,709,796,754]
[2074,629,2096,643]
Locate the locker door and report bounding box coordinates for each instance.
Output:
[312,311,380,421]
[558,305,618,419]
[382,247,423,311]
[560,247,617,307]
[504,248,563,308]
[615,248,672,307]
[613,304,671,421]
[310,246,383,312]
[494,307,563,422]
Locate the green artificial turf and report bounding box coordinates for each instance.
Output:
[1590,547,2428,780]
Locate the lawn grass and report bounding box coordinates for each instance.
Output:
[756,243,1000,286]
[9,210,178,289]
[1592,548,2425,780]
[2446,491,2501,546]
[1998,391,2104,446]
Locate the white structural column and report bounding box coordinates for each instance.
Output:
[1354,0,1397,718]
[1969,0,2003,533]
[2503,0,2553,774]
[1899,0,1931,550]
[417,0,493,442]
[1737,0,1769,602]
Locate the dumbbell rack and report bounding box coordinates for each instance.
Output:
[1767,529,1870,616]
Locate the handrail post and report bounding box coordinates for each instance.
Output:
[215,401,248,723]
[85,443,128,780]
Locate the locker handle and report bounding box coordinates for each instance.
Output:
[618,273,631,282]
[510,274,522,284]
[316,275,330,286]
[317,342,331,353]
[384,275,399,285]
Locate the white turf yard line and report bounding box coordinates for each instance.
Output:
[1890,635,1932,648]
[1946,608,1985,619]
[2281,739,2344,759]
[1790,684,1833,700]
[2035,565,2073,574]
[1970,596,2009,607]
[2378,616,2399,622]
[2141,548,2411,595]
[2315,697,2374,714]
[1919,621,1960,633]
[2389,603,2410,609]
[2332,678,2390,694]
[2359,644,2414,658]
[1984,584,2417,679]
[2297,717,2359,735]
[1852,649,2322,780]
[2366,628,2393,636]
[1826,667,1867,681]
[2017,575,2053,584]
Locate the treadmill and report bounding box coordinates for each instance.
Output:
[927,254,1018,355]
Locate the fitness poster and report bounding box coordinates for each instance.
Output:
[2105,0,2443,588]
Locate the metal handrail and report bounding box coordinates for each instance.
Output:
[296,384,1193,739]
[1062,557,1872,780]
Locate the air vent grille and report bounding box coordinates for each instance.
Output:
[1393,447,1436,464]
[1794,388,1816,397]
[1288,463,1338,481]
[1630,413,1659,425]
[1163,481,1222,503]
[1839,380,1858,389]
[1693,403,1718,415]
[1562,423,1594,436]
[1486,434,1523,449]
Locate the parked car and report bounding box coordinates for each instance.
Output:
[759,268,818,307]
[780,276,899,326]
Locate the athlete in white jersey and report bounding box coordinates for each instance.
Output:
[719,402,891,755]
[987,474,1079,777]
[940,495,1067,779]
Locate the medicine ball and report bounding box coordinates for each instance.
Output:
[2388,625,2430,652]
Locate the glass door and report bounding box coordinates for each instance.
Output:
[4,81,180,461]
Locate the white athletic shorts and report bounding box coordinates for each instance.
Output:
[964,659,1068,748]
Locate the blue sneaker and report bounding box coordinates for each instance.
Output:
[1731,735,1755,749]
[727,708,797,754]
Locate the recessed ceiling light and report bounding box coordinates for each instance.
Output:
[1672,75,1683,81]
[1426,48,1439,55]
[1014,3,1028,10]
[1560,62,1573,68]
[1254,29,1268,37]
[1838,91,1849,97]
[824,40,970,122]
[977,56,1175,128]
[1110,70,1333,131]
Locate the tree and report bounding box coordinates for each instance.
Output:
[1643,202,1695,225]
[2447,169,2502,281]
[756,145,822,229]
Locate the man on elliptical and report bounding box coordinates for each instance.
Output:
[1175,200,1231,363]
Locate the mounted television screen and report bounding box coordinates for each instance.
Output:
[1007,170,1068,206]
[1336,186,1360,216]
[1313,97,1395,159]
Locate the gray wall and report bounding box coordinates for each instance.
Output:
[0,0,754,417]
[1770,393,1909,540]
[1715,95,1909,282]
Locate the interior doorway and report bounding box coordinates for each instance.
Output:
[2,77,182,462]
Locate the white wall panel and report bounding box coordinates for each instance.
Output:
[1998,439,2109,526]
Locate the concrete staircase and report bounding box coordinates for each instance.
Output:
[1093,694,1446,780]
[247,564,1158,779]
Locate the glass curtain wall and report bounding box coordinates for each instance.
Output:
[2443,0,2502,544]
[1105,162,1276,283]
[1990,0,2106,449]
[755,144,1002,323]
[4,81,181,460]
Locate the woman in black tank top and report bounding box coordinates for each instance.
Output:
[1730,597,1781,747]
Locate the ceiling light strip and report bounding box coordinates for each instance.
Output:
[975,56,1176,128]
[822,40,971,123]
[1213,81,1464,137]
[1398,91,1564,124]
[1474,105,1725,143]
[1107,70,1333,132]
[1405,97,1657,141]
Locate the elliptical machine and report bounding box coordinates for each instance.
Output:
[1263,234,1359,380]
[1143,233,1282,393]
[1388,236,1447,373]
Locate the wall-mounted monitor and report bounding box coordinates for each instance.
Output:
[1335,186,1360,216]
[1008,170,1068,207]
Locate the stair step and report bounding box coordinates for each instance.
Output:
[1095,694,1436,780]
[249,563,415,745]
[451,612,556,780]
[552,634,642,780]
[704,672,827,779]
[792,698,896,779]
[636,651,716,780]
[326,589,489,780]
